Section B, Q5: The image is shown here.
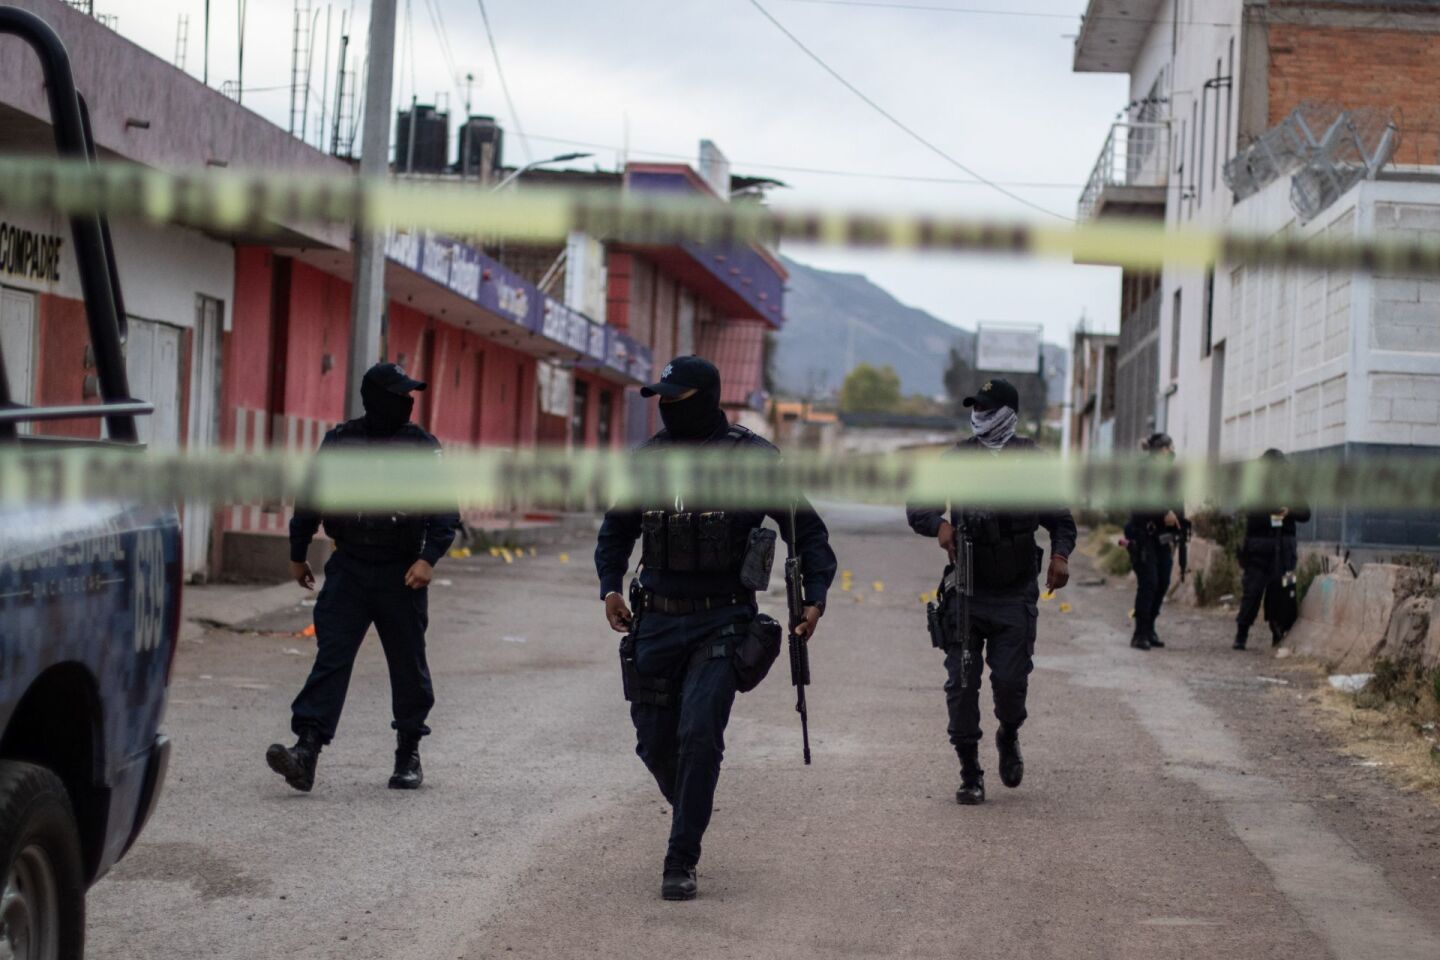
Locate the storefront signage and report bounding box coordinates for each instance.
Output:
[386,228,651,383]
[0,222,62,282]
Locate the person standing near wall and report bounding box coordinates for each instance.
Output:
[1124,433,1184,651]
[1234,449,1312,650]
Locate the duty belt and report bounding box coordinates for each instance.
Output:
[643,590,754,615]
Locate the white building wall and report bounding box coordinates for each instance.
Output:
[1101,3,1248,457]
[0,208,233,330]
[1223,175,1440,456]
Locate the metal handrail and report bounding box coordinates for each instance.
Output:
[1078,121,1170,220]
[0,401,154,424]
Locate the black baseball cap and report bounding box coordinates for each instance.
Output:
[363,361,427,395]
[963,377,1020,413]
[640,355,720,398]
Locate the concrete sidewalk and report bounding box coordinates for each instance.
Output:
[179,579,318,642]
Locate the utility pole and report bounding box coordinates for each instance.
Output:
[346,0,398,419]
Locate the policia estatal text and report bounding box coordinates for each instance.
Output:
[908,378,1076,805]
[267,363,460,792]
[595,356,837,901]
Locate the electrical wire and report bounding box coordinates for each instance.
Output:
[475,0,533,163]
[747,0,1073,220]
[778,0,1235,27]
[523,132,1081,189]
[420,0,465,108]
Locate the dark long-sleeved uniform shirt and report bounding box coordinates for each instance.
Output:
[594,420,837,605]
[289,419,461,567]
[1239,500,1311,570]
[905,436,1078,597]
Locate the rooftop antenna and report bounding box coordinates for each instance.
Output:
[174,14,189,71]
[288,0,313,135]
[317,4,332,151]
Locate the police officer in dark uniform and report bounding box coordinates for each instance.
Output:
[595,355,837,901]
[1234,448,1311,650]
[1123,432,1184,651]
[907,378,1076,806]
[267,362,460,792]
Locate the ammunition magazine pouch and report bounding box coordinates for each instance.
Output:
[641,510,750,575]
[739,528,777,591]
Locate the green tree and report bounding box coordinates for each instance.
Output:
[840,363,902,412]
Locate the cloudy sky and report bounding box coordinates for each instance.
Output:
[96,0,1128,346]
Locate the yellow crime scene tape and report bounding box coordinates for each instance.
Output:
[7,157,1440,274]
[1,447,1437,511]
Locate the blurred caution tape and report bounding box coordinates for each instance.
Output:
[2,446,1438,510]
[8,158,1440,273]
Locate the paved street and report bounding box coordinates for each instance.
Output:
[89,505,1440,959]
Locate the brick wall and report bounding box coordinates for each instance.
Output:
[1267,19,1440,164]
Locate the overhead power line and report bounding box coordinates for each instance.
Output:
[523,132,1081,189]
[747,0,1073,220]
[475,0,532,163]
[778,0,1235,27]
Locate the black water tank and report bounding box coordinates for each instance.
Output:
[456,115,504,177]
[395,105,449,173]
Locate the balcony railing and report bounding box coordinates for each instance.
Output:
[1078,122,1170,220]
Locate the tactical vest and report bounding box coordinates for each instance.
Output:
[639,424,757,576]
[960,510,1041,589]
[318,420,430,555]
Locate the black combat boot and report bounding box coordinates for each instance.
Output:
[1130,632,1151,651]
[1147,631,1165,648]
[996,726,1024,789]
[661,860,698,901]
[266,727,323,792]
[388,732,424,790]
[1233,627,1248,651]
[1271,626,1285,647]
[956,745,985,805]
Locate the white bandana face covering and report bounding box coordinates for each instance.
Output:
[970,405,1018,450]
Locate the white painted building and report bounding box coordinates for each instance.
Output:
[1074,0,1248,457]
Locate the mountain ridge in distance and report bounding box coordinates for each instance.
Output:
[774,255,1065,404]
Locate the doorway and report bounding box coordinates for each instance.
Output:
[124,317,184,448]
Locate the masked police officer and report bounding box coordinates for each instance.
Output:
[1124,432,1184,651]
[1234,449,1311,650]
[267,362,460,793]
[907,378,1076,806]
[596,355,837,901]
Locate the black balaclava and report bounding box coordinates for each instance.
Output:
[361,379,414,436]
[659,382,726,441]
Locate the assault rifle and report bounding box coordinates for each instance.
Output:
[953,516,976,691]
[785,503,812,765]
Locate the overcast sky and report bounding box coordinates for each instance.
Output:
[96,0,1128,347]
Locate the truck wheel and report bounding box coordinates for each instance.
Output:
[0,761,86,960]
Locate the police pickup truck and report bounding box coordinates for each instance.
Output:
[0,8,181,957]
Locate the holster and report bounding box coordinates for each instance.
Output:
[619,581,676,707]
[733,614,783,692]
[927,566,967,651]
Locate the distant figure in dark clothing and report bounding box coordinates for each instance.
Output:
[1124,433,1184,651]
[1234,449,1311,650]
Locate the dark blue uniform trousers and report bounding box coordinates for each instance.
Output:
[630,603,747,869]
[291,551,435,744]
[943,594,1037,751]
[1132,542,1174,640]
